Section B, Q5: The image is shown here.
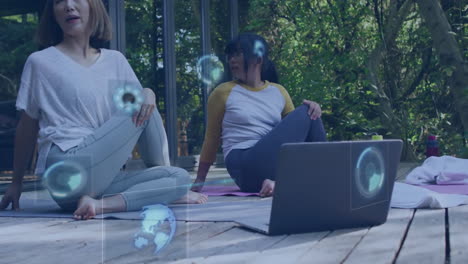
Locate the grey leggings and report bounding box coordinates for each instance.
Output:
[45,110,190,212]
[225,105,327,192]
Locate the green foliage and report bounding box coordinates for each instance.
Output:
[2,1,464,160]
[241,0,466,160]
[0,15,38,101]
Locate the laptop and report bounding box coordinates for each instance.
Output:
[235,140,403,235]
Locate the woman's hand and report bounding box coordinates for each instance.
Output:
[133,88,156,127]
[191,161,211,192]
[0,182,22,210]
[191,177,206,192]
[302,99,322,120]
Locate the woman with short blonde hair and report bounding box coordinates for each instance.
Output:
[37,0,112,48]
[0,0,207,219]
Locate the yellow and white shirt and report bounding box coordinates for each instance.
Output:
[199,80,295,164]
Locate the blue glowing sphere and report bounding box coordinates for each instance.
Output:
[113,85,144,114]
[133,204,176,254]
[42,161,88,199]
[196,55,224,86]
[355,147,385,198]
[254,40,265,58]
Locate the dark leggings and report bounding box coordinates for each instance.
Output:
[225,105,327,192]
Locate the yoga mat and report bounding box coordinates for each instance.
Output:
[200,185,259,197]
[418,184,468,195]
[0,199,74,218]
[170,198,271,222]
[0,197,272,222]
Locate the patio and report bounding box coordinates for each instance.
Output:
[1,162,467,264]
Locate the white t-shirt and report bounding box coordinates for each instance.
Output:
[16,46,141,174]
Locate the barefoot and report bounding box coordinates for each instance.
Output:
[259,179,275,197]
[73,195,102,220]
[172,191,208,204]
[74,194,126,220]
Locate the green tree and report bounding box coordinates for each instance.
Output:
[0,15,38,101]
[241,0,466,160]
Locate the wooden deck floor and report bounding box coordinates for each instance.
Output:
[0,163,467,264]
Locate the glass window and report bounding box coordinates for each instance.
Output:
[123,0,235,165]
[0,13,39,101]
[0,5,41,173]
[175,0,202,157]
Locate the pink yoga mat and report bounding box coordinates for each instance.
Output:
[200,185,259,196]
[418,184,468,195]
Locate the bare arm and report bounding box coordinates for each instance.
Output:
[12,112,39,183]
[0,112,39,210]
[191,161,212,192]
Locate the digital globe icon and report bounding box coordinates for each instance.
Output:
[42,160,88,199]
[196,55,224,86]
[134,204,176,254]
[253,40,265,58]
[355,147,385,198]
[113,85,144,115]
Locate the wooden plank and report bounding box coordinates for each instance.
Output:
[205,196,263,203]
[448,205,468,264]
[0,216,44,226]
[163,224,255,261]
[344,209,414,264]
[395,209,446,264]
[106,222,236,263]
[0,217,70,231]
[0,217,193,263]
[35,219,107,263]
[0,218,210,264]
[102,220,200,260]
[203,196,261,203]
[167,226,287,264]
[293,227,369,264]
[102,221,208,263]
[239,230,329,264]
[170,252,255,264]
[200,227,286,255]
[0,218,97,264]
[165,229,328,264]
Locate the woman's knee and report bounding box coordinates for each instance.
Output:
[295,104,326,141]
[287,104,309,119]
[173,167,191,185]
[309,117,327,141]
[141,156,169,168]
[296,104,309,113]
[156,166,191,188]
[169,167,191,196]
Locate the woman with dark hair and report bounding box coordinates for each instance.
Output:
[0,0,207,220]
[192,33,326,197]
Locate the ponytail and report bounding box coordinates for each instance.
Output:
[261,58,278,83]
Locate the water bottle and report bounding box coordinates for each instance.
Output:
[426,135,439,157]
